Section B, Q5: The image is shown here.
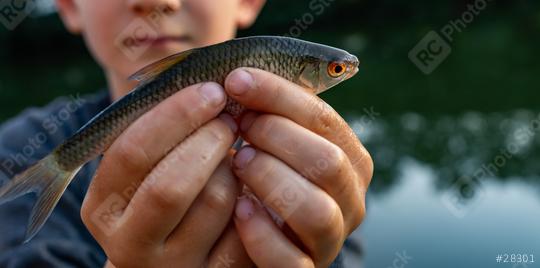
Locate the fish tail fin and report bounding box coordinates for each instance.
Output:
[0,154,82,242]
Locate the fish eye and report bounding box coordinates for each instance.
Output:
[327,62,347,78]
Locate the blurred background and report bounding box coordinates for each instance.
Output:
[1,0,539,267]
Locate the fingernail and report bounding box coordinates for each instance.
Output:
[235,195,255,221]
[218,113,238,133]
[227,69,254,96]
[240,111,258,132]
[199,82,225,107]
[234,146,256,169]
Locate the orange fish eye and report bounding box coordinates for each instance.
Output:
[328,62,347,78]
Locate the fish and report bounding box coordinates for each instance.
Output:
[0,36,359,242]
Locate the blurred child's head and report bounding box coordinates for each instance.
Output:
[56,0,265,96]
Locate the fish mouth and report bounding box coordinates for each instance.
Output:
[345,61,360,80]
[352,66,359,75]
[122,35,191,48]
[343,54,359,80]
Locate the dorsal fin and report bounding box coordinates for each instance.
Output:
[128,49,194,83]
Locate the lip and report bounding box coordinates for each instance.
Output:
[123,35,190,48]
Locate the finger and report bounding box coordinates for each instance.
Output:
[239,114,364,232]
[111,118,236,247]
[164,152,241,264]
[82,82,228,231]
[225,68,373,178]
[234,196,314,268]
[207,224,254,268]
[233,147,344,265]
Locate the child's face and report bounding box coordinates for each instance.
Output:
[57,0,265,82]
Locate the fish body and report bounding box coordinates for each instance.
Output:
[0,36,359,242]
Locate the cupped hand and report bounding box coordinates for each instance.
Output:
[81,82,252,268]
[225,68,374,268]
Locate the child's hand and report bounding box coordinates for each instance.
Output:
[80,82,251,267]
[225,68,374,268]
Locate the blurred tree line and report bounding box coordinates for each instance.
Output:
[0,0,539,121]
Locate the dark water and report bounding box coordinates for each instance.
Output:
[342,111,540,268]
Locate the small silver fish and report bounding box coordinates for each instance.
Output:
[0,36,359,242]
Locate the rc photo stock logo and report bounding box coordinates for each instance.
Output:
[441,175,485,218]
[115,18,158,62]
[114,5,176,61]
[0,0,36,30]
[408,0,493,74]
[91,193,133,236]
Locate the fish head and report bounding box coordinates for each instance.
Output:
[296,45,359,94]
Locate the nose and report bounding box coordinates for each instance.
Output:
[128,0,182,16]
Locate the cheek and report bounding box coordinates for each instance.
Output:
[187,0,238,45]
[79,1,131,74]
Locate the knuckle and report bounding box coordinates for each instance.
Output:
[253,114,278,140]
[358,148,375,183]
[79,212,99,242]
[80,199,91,225]
[156,95,189,121]
[204,121,231,144]
[113,136,151,171]
[80,208,100,240]
[170,86,204,111]
[309,100,335,136]
[107,247,124,267]
[243,228,268,251]
[299,257,316,268]
[173,106,203,132]
[320,144,348,179]
[199,178,236,212]
[309,198,343,241]
[107,246,151,268]
[144,179,187,210]
[107,243,136,268]
[255,155,277,183]
[257,72,284,104]
[351,146,374,183]
[164,88,216,130]
[349,202,366,234]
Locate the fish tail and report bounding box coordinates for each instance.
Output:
[0,154,82,242]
